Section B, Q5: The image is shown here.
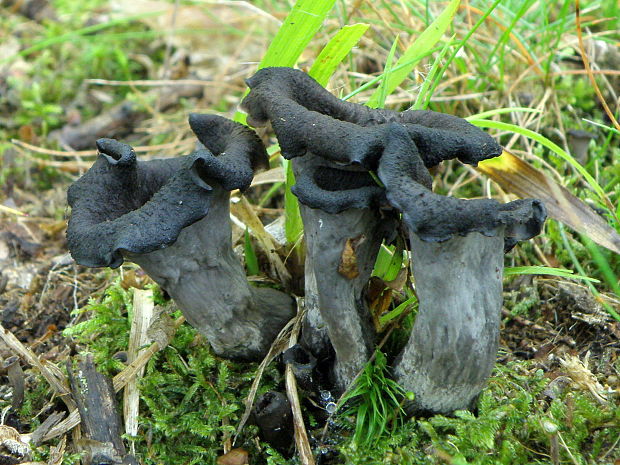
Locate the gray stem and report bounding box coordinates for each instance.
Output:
[393,232,504,414]
[296,153,387,389]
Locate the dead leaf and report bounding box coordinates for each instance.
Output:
[338,235,366,279]
[216,448,249,465]
[250,167,285,187]
[477,150,620,254]
[370,288,393,332]
[559,354,608,403]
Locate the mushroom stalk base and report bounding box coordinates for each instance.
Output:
[394,232,504,415]
[126,187,294,360]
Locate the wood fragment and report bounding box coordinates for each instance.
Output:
[124,289,156,455]
[0,324,75,411]
[30,412,65,446]
[43,316,184,442]
[3,356,25,410]
[0,424,31,464]
[68,355,138,465]
[46,435,66,465]
[216,447,249,465]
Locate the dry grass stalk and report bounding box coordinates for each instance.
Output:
[11,138,195,158]
[559,354,608,404]
[123,288,156,454]
[575,0,620,132]
[0,325,75,411]
[41,316,185,442]
[230,195,291,286]
[233,314,297,443]
[285,301,315,465]
[46,434,66,465]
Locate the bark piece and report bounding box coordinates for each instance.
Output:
[68,355,138,465]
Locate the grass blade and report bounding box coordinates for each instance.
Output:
[375,35,400,109]
[559,224,620,322]
[467,108,542,120]
[504,266,599,282]
[469,119,611,211]
[582,118,620,136]
[309,23,370,86]
[412,34,455,110]
[378,296,417,325]
[0,12,164,66]
[235,0,337,123]
[282,159,303,246]
[244,228,259,276]
[366,0,460,108]
[580,235,620,296]
[258,0,336,68]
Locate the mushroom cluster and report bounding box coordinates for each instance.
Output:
[67,67,546,415]
[241,67,546,413]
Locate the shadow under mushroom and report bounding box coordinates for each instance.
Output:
[241,67,546,411]
[67,114,294,360]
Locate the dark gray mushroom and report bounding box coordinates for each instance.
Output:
[241,67,546,411]
[377,123,545,414]
[292,152,397,388]
[241,67,502,169]
[67,114,294,360]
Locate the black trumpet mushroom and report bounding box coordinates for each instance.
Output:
[290,153,398,388]
[241,67,546,412]
[377,124,546,414]
[67,114,294,360]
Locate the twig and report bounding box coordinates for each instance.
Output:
[600,432,620,461]
[0,325,75,411]
[42,316,185,441]
[11,138,194,158]
[284,301,315,465]
[85,78,237,88]
[0,205,26,216]
[123,289,156,455]
[557,431,581,465]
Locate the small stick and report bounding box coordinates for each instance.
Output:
[11,138,195,158]
[284,303,315,465]
[124,289,156,455]
[0,324,75,411]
